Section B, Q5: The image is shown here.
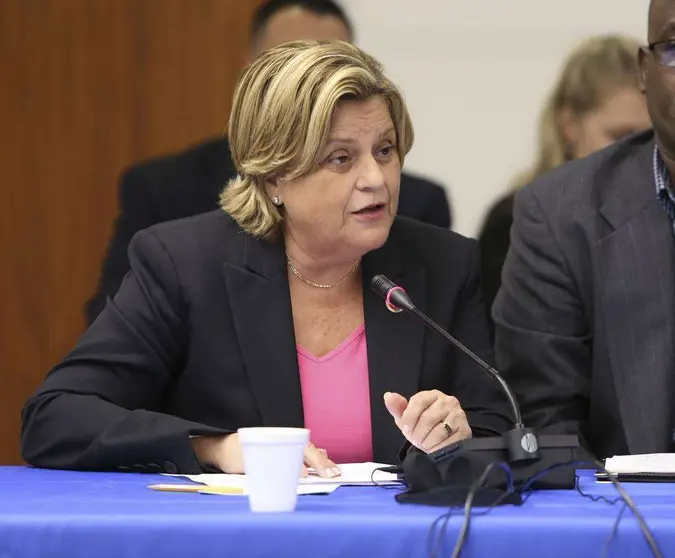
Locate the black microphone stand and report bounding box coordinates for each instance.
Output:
[371,275,579,505]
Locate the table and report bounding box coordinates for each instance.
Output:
[1,466,674,558]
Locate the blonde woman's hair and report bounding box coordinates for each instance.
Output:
[220,40,414,240]
[512,34,642,190]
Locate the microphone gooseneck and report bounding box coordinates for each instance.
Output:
[370,274,523,428]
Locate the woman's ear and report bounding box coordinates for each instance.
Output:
[265,176,281,205]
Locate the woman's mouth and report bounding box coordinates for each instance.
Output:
[353,202,386,215]
[352,202,388,221]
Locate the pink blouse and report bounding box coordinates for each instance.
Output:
[297,324,373,463]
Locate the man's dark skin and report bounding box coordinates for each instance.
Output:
[641,0,675,178]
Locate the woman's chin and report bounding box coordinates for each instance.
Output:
[352,223,392,254]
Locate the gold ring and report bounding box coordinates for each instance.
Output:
[443,421,453,437]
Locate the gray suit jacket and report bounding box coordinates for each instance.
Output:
[494,129,675,459]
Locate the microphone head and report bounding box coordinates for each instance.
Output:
[371,274,397,299]
[371,274,416,312]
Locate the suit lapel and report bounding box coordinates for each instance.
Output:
[362,222,427,463]
[597,143,675,453]
[222,233,304,428]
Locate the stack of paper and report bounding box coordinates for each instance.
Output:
[303,462,400,486]
[600,453,675,482]
[605,453,675,474]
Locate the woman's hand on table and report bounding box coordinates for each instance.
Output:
[191,434,341,478]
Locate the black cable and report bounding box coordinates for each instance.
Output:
[432,459,569,557]
[370,466,405,490]
[430,460,561,557]
[461,463,517,517]
[427,458,663,558]
[603,503,628,558]
[519,459,662,557]
[599,468,663,558]
[573,471,627,558]
[575,475,621,506]
[450,462,510,558]
[426,509,454,558]
[519,459,596,493]
[430,479,517,557]
[426,462,514,558]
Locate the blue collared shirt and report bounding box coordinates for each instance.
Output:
[654,146,675,233]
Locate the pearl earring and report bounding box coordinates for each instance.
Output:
[272,196,281,205]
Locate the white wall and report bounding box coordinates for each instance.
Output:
[341,0,648,237]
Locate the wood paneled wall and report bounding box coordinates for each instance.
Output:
[0,0,264,464]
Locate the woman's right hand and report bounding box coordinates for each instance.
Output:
[191,433,342,478]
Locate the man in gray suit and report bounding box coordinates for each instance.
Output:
[493,0,675,459]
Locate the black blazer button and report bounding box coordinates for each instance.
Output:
[118,465,131,471]
[163,461,178,474]
[148,463,162,472]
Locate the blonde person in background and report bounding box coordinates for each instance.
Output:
[478,35,651,335]
[21,41,509,476]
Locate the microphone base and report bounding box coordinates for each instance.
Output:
[396,484,524,507]
[398,433,579,505]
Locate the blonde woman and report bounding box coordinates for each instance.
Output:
[22,41,509,475]
[478,35,651,326]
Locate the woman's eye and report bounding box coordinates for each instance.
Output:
[330,155,351,165]
[378,145,395,157]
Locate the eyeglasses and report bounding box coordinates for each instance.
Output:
[646,39,675,68]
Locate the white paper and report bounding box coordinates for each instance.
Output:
[163,462,399,495]
[302,462,399,486]
[604,453,675,474]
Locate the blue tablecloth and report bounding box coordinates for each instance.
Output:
[1,466,674,558]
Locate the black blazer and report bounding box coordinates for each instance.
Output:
[86,138,452,324]
[23,212,509,473]
[494,130,675,458]
[477,193,515,338]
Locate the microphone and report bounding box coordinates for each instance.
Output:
[371,274,579,498]
[372,275,524,430]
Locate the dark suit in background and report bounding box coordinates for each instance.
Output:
[86,138,452,324]
[23,213,509,473]
[477,193,514,339]
[494,130,675,459]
